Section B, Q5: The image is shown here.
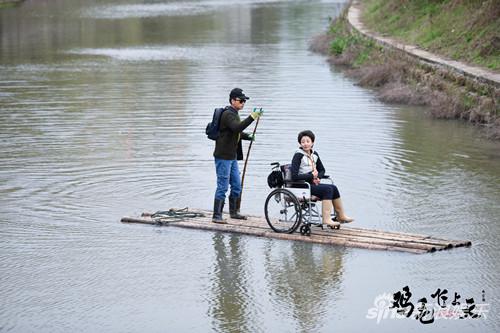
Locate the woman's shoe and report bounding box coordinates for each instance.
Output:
[326,220,341,227]
[335,216,354,224]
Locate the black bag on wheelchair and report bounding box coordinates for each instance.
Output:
[267,170,284,188]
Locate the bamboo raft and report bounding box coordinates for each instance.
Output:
[121,208,471,254]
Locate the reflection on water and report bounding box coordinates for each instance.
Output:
[83,0,283,19]
[209,233,252,332]
[207,234,345,333]
[264,241,344,332]
[83,2,215,18]
[1,0,500,332]
[66,45,261,63]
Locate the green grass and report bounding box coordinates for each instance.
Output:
[362,0,500,71]
[331,37,349,55]
[327,15,377,66]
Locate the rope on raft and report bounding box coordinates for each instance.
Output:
[150,207,206,225]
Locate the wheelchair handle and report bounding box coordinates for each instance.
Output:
[270,162,280,167]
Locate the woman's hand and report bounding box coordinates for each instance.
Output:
[313,177,320,185]
[312,170,318,178]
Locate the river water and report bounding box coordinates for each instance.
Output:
[1,0,499,332]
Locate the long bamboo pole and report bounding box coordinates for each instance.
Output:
[237,112,261,210]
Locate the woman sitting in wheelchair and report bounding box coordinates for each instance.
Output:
[291,130,354,227]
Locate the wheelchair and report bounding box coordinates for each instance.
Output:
[264,162,340,236]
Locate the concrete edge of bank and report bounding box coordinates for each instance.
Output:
[347,0,500,89]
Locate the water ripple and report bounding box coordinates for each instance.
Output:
[83,0,287,19]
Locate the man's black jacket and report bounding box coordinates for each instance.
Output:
[213,106,254,160]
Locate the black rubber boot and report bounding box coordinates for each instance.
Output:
[212,198,226,224]
[229,196,247,220]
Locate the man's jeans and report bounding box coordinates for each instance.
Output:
[214,158,241,200]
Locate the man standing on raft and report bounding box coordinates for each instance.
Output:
[212,88,264,223]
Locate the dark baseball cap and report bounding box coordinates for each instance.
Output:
[229,88,250,101]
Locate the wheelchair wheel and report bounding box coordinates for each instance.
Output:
[264,188,301,233]
[300,224,311,236]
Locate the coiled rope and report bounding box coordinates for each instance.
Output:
[150,207,206,225]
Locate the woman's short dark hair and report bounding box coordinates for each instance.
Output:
[298,130,315,143]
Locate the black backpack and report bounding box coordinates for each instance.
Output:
[205,107,226,140]
[267,170,284,188]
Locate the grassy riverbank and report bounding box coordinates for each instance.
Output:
[310,2,500,139]
[363,0,499,71]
